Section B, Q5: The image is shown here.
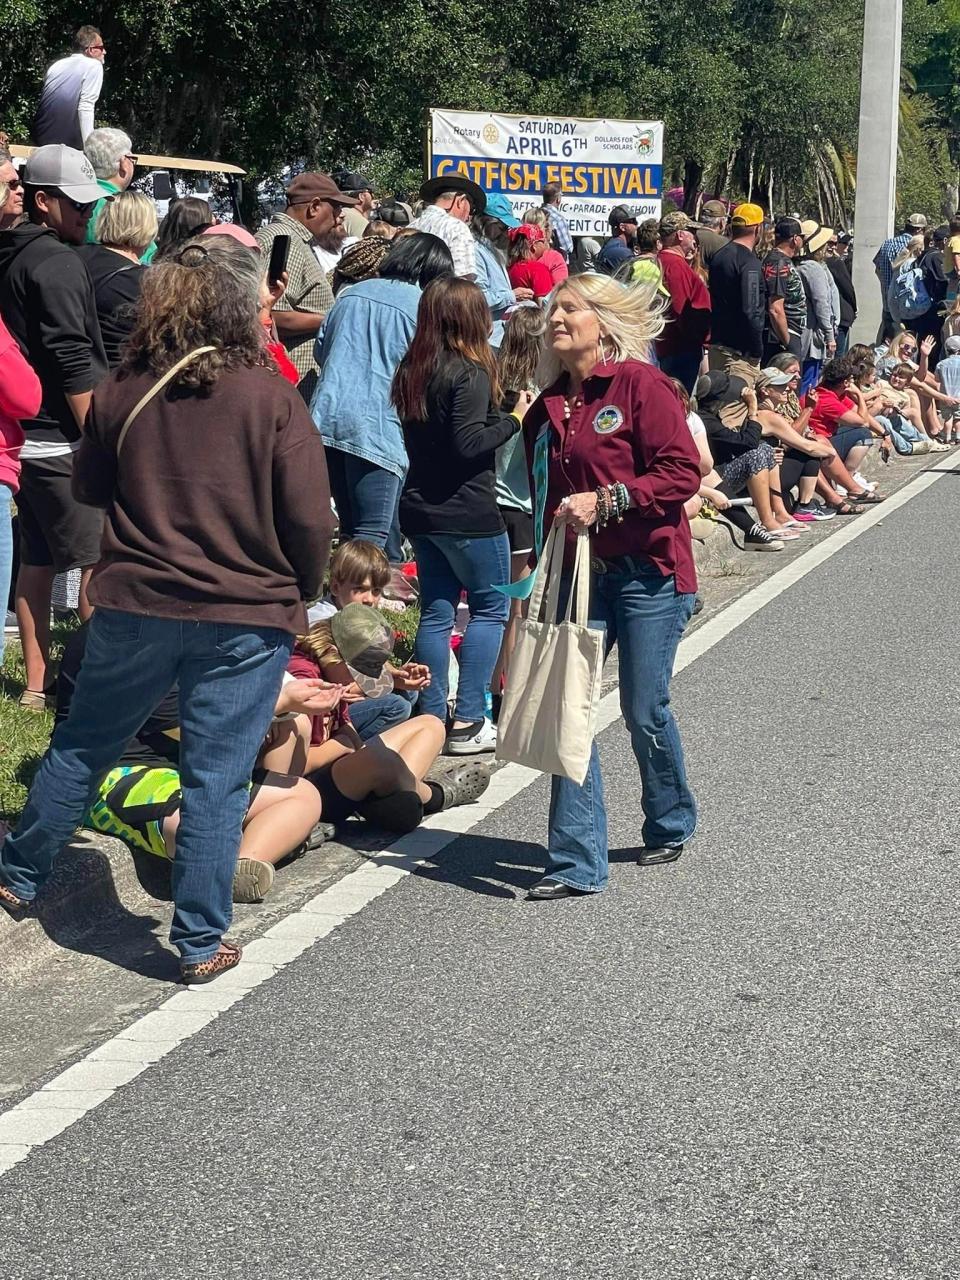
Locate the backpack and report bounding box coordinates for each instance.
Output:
[889,259,931,320]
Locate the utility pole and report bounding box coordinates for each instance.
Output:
[849,0,903,346]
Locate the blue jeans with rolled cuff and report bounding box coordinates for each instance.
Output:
[544,557,697,894]
[348,691,414,741]
[0,609,292,962]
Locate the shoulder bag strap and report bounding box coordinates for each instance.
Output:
[116,345,217,455]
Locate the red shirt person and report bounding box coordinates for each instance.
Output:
[806,355,887,485]
[655,210,711,393]
[507,224,554,301]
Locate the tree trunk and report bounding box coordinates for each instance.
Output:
[682,158,703,213]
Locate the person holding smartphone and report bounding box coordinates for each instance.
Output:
[256,171,360,402]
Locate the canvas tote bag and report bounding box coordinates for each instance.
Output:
[495,521,604,784]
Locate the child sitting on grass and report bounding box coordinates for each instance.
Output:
[263,603,490,833]
[305,540,427,741]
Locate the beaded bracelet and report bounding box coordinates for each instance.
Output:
[594,485,611,529]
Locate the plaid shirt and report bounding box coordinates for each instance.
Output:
[873,232,911,292]
[410,204,477,277]
[256,212,334,393]
[544,203,574,257]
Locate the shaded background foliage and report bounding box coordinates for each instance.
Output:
[2,0,959,224]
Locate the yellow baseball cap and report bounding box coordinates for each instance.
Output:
[731,202,765,227]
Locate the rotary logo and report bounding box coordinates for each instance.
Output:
[482,122,500,145]
[635,129,655,156]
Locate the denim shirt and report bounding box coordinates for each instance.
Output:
[474,241,514,348]
[310,278,420,479]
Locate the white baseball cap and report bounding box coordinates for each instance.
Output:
[23,144,103,203]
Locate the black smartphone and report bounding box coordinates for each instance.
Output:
[268,234,290,286]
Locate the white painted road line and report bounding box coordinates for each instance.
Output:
[0,456,955,1179]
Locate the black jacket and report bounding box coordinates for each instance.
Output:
[921,247,948,308]
[0,223,106,444]
[709,240,765,360]
[399,355,520,537]
[826,256,857,329]
[700,409,763,468]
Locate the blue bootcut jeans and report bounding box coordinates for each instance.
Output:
[0,609,293,962]
[0,484,12,668]
[410,531,510,724]
[545,558,697,893]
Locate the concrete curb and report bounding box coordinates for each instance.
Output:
[0,831,162,978]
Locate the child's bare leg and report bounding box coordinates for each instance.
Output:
[238,775,323,866]
[258,714,311,775]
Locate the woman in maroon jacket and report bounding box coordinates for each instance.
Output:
[523,272,702,899]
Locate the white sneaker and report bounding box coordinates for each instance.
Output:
[445,718,497,755]
[852,471,877,492]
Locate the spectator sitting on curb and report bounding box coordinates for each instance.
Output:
[273,604,492,833]
[57,624,336,904]
[302,540,426,741]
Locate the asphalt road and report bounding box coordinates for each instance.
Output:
[1,475,958,1279]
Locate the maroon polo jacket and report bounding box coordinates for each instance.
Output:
[524,358,701,594]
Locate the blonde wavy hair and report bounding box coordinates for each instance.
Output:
[537,272,666,387]
[95,190,158,254]
[891,235,924,272]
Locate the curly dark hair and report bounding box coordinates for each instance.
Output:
[120,237,265,392]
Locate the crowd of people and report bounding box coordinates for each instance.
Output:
[0,34,956,982]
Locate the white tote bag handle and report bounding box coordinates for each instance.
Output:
[528,522,593,627]
[563,530,592,627]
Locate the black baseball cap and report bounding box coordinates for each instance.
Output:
[609,205,638,229]
[774,216,803,242]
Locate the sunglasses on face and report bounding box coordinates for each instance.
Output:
[65,198,95,214]
[7,177,21,190]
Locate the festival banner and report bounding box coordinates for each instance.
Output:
[426,109,664,237]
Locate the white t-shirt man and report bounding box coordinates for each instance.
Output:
[34,53,103,150]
